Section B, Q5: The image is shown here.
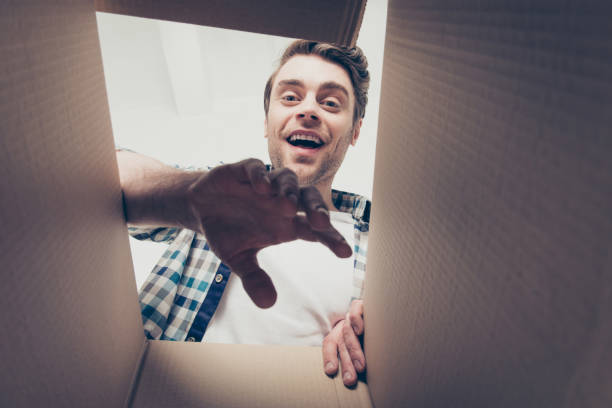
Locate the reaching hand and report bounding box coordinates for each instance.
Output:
[185,158,352,308]
[322,299,365,387]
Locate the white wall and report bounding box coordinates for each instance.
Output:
[96,2,388,289]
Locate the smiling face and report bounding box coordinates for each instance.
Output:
[265,55,361,188]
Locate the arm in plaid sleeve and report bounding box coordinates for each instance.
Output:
[117,149,203,231]
[116,147,199,243]
[118,150,352,309]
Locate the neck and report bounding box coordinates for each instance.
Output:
[312,178,337,212]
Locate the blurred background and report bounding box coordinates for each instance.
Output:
[96,1,388,289]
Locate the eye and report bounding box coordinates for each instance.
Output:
[281,92,300,103]
[321,98,341,110]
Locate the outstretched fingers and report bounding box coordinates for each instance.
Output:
[292,215,352,258]
[206,159,270,197]
[268,167,299,216]
[314,228,353,258]
[299,186,332,230]
[241,158,272,195]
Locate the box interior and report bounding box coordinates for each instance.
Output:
[0,1,370,407]
[130,342,371,408]
[365,1,612,406]
[1,0,611,407]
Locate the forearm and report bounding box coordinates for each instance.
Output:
[117,150,203,231]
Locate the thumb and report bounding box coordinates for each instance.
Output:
[241,269,277,309]
[228,250,277,308]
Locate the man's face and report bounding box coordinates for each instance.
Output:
[265,55,361,186]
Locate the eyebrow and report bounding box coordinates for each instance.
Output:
[277,79,304,89]
[276,79,349,98]
[319,81,349,98]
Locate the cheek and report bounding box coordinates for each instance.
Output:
[329,120,353,144]
[328,113,352,132]
[268,107,294,135]
[266,121,281,141]
[331,129,354,154]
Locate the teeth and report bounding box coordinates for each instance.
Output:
[288,134,323,144]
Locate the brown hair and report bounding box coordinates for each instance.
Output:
[264,40,370,124]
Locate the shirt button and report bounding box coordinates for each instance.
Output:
[214,273,224,283]
[186,336,196,342]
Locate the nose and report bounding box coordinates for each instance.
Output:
[296,96,320,123]
[298,111,319,121]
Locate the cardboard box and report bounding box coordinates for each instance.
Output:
[1,0,611,407]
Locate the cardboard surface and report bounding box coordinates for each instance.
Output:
[364,1,612,407]
[131,341,372,408]
[0,1,145,407]
[3,0,612,407]
[95,0,366,48]
[0,1,369,407]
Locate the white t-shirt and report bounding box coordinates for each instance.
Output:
[202,211,355,346]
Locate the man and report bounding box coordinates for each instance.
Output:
[118,40,370,386]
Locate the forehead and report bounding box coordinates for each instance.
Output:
[273,55,353,95]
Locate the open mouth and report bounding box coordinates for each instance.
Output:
[286,133,324,149]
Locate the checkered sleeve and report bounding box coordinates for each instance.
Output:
[138,229,196,339]
[128,226,181,243]
[331,189,370,301]
[352,227,368,301]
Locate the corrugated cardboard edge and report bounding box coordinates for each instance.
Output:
[95,0,365,48]
[337,0,367,47]
[130,342,371,407]
[124,340,150,408]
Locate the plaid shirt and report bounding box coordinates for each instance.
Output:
[132,178,371,342]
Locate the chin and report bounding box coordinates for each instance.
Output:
[279,164,312,186]
[278,156,327,186]
[282,159,311,172]
[297,174,315,186]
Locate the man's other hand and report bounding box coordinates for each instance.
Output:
[185,158,352,308]
[322,299,365,387]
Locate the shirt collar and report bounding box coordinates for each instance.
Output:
[266,165,371,224]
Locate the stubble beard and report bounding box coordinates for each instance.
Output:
[268,129,352,187]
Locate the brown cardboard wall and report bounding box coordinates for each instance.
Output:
[95,0,366,48]
[130,342,372,408]
[365,1,612,407]
[0,1,370,406]
[0,1,145,406]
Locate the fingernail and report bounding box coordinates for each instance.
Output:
[352,325,359,335]
[317,207,329,216]
[343,372,352,381]
[353,360,362,371]
[325,362,335,372]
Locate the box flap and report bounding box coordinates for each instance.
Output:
[130,341,372,408]
[0,1,145,406]
[95,0,366,47]
[364,0,612,406]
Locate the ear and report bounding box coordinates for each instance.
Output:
[264,117,268,138]
[350,119,362,146]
